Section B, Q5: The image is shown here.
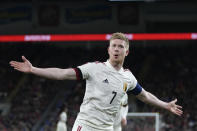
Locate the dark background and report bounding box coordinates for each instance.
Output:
[0,0,197,131]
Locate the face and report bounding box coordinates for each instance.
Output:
[108,39,129,64]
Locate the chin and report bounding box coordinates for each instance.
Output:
[113,59,121,63]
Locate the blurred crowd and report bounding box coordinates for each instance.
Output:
[0,42,196,131]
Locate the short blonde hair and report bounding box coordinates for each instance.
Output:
[110,32,129,49]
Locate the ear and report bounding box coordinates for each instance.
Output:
[125,50,129,56]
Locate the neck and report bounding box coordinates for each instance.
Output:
[109,59,124,71]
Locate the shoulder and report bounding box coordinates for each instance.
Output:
[123,68,133,76]
[94,61,106,65]
[87,61,106,67]
[123,68,132,73]
[122,68,137,81]
[83,61,105,64]
[78,61,106,70]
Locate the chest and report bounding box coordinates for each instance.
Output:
[92,70,131,93]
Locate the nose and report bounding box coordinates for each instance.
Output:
[114,46,119,52]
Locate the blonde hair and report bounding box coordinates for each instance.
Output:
[109,32,129,49]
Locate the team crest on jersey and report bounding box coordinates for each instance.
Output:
[123,82,127,92]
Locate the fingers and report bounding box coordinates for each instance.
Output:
[176,105,182,109]
[9,56,28,68]
[173,103,183,116]
[13,66,22,72]
[10,61,27,73]
[176,105,183,115]
[9,61,22,67]
[172,99,182,110]
[9,61,24,71]
[175,108,183,116]
[169,99,183,116]
[22,56,27,62]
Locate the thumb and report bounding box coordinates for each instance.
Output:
[22,56,27,62]
[173,98,177,103]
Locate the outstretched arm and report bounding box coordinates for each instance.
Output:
[136,89,183,116]
[9,56,77,80]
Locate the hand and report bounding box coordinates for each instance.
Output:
[10,56,32,73]
[121,118,127,126]
[167,99,183,116]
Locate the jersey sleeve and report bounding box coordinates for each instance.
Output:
[127,73,142,95]
[77,62,94,80]
[127,73,138,91]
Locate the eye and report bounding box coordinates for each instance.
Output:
[119,45,124,48]
[112,44,116,47]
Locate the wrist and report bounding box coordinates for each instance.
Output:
[30,66,35,74]
[164,102,170,110]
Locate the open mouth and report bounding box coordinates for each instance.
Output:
[114,54,119,58]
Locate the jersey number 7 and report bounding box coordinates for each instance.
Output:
[110,91,117,104]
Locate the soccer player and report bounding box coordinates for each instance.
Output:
[56,109,67,131]
[10,32,183,131]
[113,94,128,131]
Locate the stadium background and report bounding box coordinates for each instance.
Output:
[0,0,197,130]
